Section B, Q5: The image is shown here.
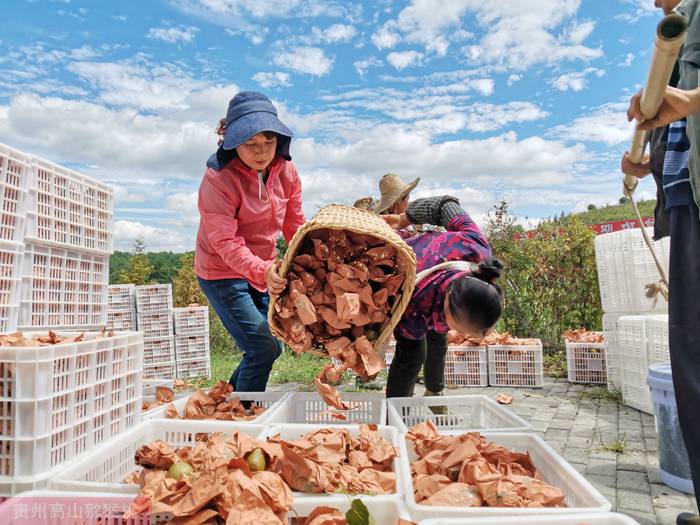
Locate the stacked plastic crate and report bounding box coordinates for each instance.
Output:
[594,228,671,413]
[135,284,175,380]
[106,284,137,332]
[0,143,144,495]
[172,306,211,379]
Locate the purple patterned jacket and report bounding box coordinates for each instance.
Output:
[394,197,492,340]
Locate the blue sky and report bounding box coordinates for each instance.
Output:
[0,0,663,251]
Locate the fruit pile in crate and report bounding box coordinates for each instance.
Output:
[134,284,175,380]
[594,228,671,411]
[172,305,211,379]
[564,329,606,384]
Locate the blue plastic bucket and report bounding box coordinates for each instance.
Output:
[647,363,694,494]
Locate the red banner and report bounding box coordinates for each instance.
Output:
[513,217,654,240]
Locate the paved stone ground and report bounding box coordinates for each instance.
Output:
[273,376,698,525]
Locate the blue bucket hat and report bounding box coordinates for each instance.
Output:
[206,91,293,169]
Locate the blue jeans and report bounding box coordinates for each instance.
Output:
[197,277,283,392]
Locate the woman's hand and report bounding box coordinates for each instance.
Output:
[382,213,411,230]
[628,86,700,130]
[620,151,651,179]
[266,261,287,296]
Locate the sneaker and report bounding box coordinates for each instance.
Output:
[425,389,448,415]
[677,513,700,525]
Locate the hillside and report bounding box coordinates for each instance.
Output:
[570,199,656,225]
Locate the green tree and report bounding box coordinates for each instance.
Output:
[587,204,597,211]
[619,196,630,205]
[116,237,154,285]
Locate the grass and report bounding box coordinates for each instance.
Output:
[600,439,627,454]
[578,387,623,403]
[544,351,567,379]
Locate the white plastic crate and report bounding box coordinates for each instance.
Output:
[595,232,632,314]
[0,491,149,525]
[0,331,143,488]
[400,431,610,520]
[134,284,172,313]
[566,338,606,384]
[0,144,30,243]
[143,390,290,421]
[602,314,622,390]
[487,342,544,388]
[172,306,209,335]
[25,156,113,254]
[617,316,653,414]
[142,362,175,381]
[444,345,488,387]
[291,495,410,523]
[0,240,23,333]
[175,357,211,380]
[263,423,401,498]
[143,337,175,367]
[106,309,137,332]
[264,391,386,425]
[19,243,109,330]
[646,315,670,365]
[107,284,135,312]
[49,420,266,494]
[136,311,173,338]
[387,394,531,433]
[626,229,667,313]
[174,332,209,361]
[420,513,640,525]
[384,338,396,366]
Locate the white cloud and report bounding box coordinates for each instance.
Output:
[616,0,658,23]
[507,73,522,86]
[620,52,635,67]
[148,25,199,45]
[353,56,383,78]
[550,102,634,145]
[252,71,292,88]
[165,191,200,228]
[386,50,424,70]
[551,67,605,92]
[225,26,268,45]
[371,22,402,50]
[317,23,357,43]
[272,46,333,76]
[471,78,494,96]
[565,20,595,44]
[114,219,193,252]
[170,0,351,20]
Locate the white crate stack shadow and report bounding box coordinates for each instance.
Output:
[172,306,211,380]
[594,228,671,413]
[134,284,175,380]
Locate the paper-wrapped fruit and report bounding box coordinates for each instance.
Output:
[269,205,416,383]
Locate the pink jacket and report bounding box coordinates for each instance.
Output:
[195,155,305,291]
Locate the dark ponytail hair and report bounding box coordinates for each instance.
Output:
[447,259,504,333]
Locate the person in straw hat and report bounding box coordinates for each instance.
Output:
[352,196,377,212]
[374,173,420,216]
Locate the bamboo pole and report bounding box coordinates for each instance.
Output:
[625,13,688,195]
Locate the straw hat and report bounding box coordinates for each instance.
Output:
[374,173,420,214]
[353,196,376,211]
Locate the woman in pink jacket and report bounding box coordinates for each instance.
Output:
[195,91,305,392]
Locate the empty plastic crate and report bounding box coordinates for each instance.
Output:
[420,513,640,525]
[143,391,290,421]
[263,423,401,498]
[566,337,606,384]
[106,309,137,332]
[107,284,135,312]
[602,314,622,391]
[444,345,488,387]
[136,311,173,339]
[618,316,653,414]
[595,232,632,313]
[487,342,544,388]
[400,431,610,520]
[0,144,30,243]
[646,315,670,365]
[174,333,209,361]
[175,357,211,379]
[387,394,531,433]
[0,331,143,491]
[626,230,668,313]
[19,243,109,330]
[49,420,266,493]
[142,362,175,381]
[172,306,209,335]
[134,284,172,313]
[0,240,23,333]
[25,157,113,254]
[143,337,175,369]
[264,392,386,425]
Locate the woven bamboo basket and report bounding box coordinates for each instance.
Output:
[268,204,417,354]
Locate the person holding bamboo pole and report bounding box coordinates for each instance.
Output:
[627,1,700,521]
